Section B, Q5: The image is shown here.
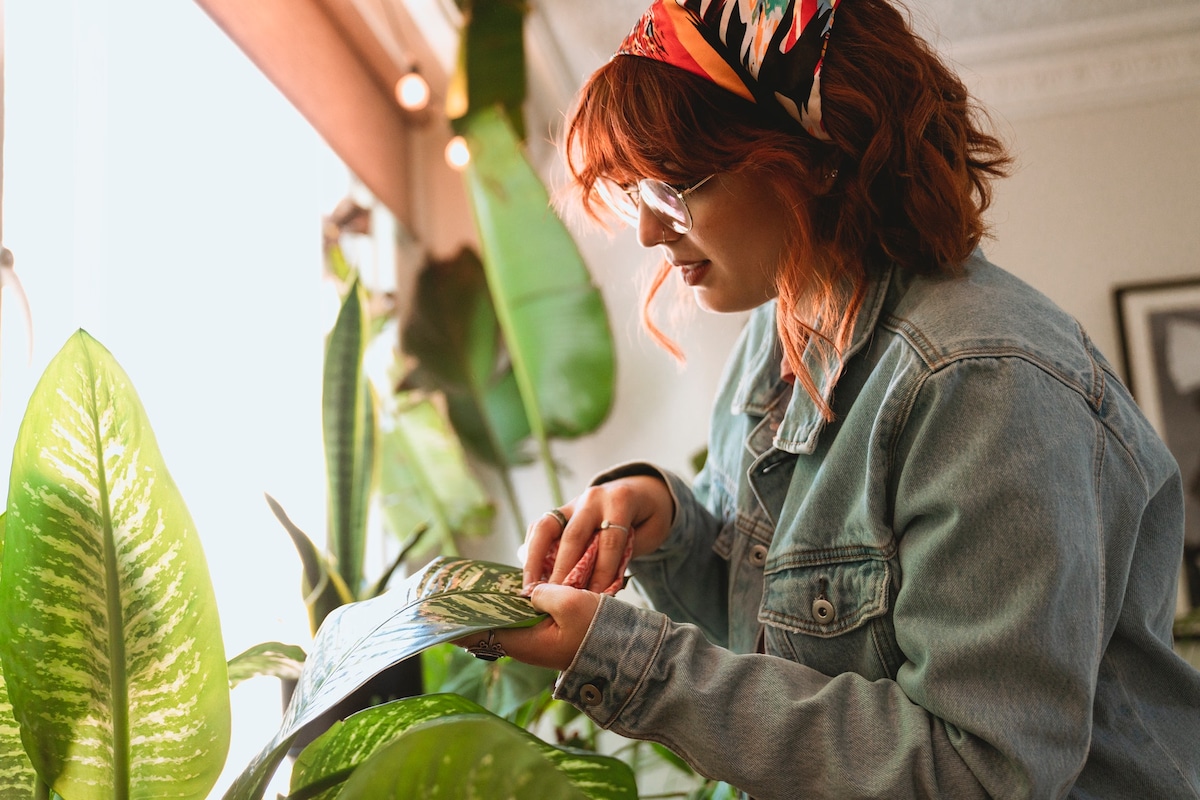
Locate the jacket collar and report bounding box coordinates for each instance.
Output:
[730,264,895,455]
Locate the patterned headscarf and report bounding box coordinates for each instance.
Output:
[617,0,840,140]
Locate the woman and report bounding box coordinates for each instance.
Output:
[486,0,1200,796]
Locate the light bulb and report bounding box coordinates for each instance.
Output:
[394,71,430,111]
[445,136,471,171]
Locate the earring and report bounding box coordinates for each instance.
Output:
[824,168,839,180]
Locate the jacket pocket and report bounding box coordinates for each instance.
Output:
[760,554,900,679]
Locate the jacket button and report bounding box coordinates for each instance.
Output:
[812,598,835,623]
[749,544,768,566]
[580,684,603,706]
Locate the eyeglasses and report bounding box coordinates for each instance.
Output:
[596,174,716,235]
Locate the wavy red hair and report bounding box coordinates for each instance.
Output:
[562,0,1010,420]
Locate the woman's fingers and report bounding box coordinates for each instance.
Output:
[587,520,633,593]
[522,507,572,587]
[460,585,601,672]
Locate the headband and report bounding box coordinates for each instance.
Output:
[616,0,840,140]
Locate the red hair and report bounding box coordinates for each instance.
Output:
[562,0,1010,420]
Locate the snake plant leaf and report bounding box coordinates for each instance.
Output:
[324,276,377,596]
[265,493,354,633]
[223,557,544,800]
[401,248,532,467]
[226,642,308,690]
[378,392,494,559]
[0,514,40,797]
[460,106,616,501]
[0,329,230,800]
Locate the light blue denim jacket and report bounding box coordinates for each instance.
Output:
[554,252,1200,799]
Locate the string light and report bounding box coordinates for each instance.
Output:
[394,71,430,112]
[444,136,470,170]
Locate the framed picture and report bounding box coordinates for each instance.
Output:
[1115,277,1200,617]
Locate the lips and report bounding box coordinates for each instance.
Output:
[675,260,710,287]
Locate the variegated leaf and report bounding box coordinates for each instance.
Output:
[224,557,544,800]
[0,514,40,796]
[0,330,231,800]
[290,694,637,800]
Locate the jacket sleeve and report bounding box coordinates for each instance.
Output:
[555,356,1178,799]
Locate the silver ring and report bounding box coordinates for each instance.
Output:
[467,630,506,661]
[599,520,631,534]
[543,509,568,529]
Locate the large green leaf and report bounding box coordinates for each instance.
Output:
[324,277,377,595]
[422,642,557,721]
[0,514,39,797]
[334,709,636,800]
[0,330,230,800]
[448,0,526,139]
[401,249,531,467]
[224,558,545,799]
[460,106,616,503]
[378,392,494,559]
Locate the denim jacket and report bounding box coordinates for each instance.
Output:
[554,252,1200,799]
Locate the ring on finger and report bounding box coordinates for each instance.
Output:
[599,520,631,534]
[467,630,507,661]
[542,509,568,529]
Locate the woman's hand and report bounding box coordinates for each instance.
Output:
[483,584,601,671]
[522,475,675,594]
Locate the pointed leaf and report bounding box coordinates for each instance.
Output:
[223,558,543,800]
[265,494,353,633]
[0,514,40,796]
[378,393,494,558]
[0,330,230,800]
[226,642,307,689]
[401,249,531,466]
[324,277,377,595]
[460,106,616,501]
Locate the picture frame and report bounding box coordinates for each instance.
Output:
[1114,277,1200,618]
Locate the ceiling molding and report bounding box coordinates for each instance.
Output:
[947,5,1200,122]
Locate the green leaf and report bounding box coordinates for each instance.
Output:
[324,277,377,596]
[449,0,527,138]
[226,642,307,689]
[378,393,494,559]
[421,642,557,721]
[0,514,40,797]
[265,493,354,633]
[401,249,532,467]
[460,106,616,502]
[0,329,230,800]
[223,558,544,800]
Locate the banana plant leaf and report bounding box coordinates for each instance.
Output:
[459,106,616,503]
[324,276,377,596]
[448,0,526,139]
[324,703,636,800]
[0,329,230,800]
[378,392,494,559]
[401,248,531,468]
[223,557,545,800]
[0,514,39,796]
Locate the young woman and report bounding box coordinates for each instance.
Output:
[483,0,1200,796]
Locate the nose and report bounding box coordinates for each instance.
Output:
[636,202,679,249]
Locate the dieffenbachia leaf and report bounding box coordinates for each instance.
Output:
[226,642,308,690]
[318,700,636,800]
[0,329,230,800]
[223,558,544,800]
[0,514,40,796]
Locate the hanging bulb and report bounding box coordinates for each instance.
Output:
[394,71,430,112]
[445,136,470,171]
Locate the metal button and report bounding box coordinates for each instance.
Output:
[812,597,835,623]
[580,683,603,706]
[749,544,768,566]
